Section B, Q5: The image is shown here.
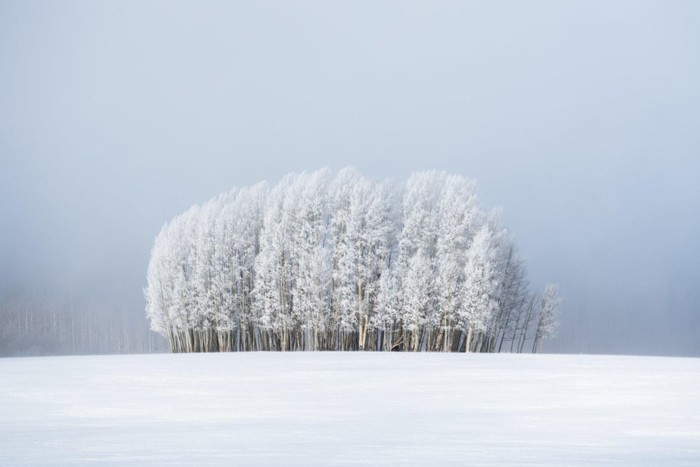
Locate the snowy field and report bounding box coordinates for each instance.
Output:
[1,353,699,466]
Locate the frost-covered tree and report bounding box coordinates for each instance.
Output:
[394,172,445,351]
[533,284,561,353]
[253,176,293,350]
[288,170,331,350]
[145,168,560,353]
[458,225,499,352]
[434,175,481,351]
[491,244,528,352]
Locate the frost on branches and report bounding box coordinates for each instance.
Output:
[145,168,560,353]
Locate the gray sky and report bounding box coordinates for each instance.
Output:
[1,0,699,355]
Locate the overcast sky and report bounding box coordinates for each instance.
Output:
[1,1,699,355]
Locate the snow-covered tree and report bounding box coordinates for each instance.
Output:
[533,284,561,353]
[458,225,499,352]
[145,168,560,353]
[395,172,445,350]
[434,175,481,351]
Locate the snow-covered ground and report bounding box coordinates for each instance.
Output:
[1,353,699,466]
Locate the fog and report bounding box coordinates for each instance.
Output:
[1,1,698,356]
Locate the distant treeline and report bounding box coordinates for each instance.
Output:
[146,169,561,353]
[0,292,166,357]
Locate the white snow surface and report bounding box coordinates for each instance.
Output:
[1,353,699,466]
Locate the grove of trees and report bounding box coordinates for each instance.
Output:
[0,290,166,357]
[145,168,560,353]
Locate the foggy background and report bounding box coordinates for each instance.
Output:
[1,1,698,356]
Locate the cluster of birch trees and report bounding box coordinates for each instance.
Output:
[145,168,560,353]
[0,291,166,357]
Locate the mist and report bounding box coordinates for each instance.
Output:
[1,0,698,356]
